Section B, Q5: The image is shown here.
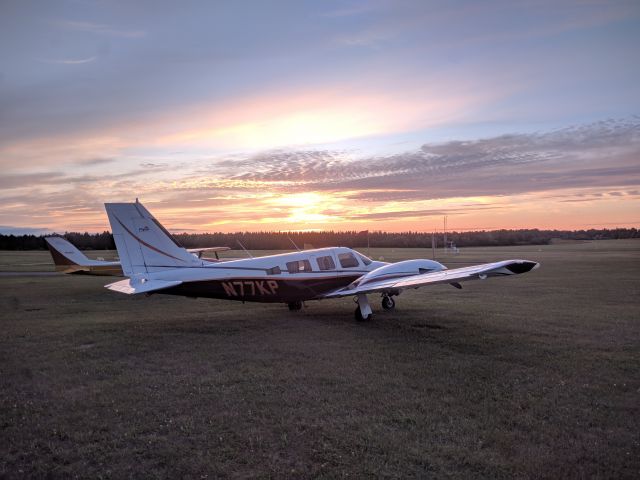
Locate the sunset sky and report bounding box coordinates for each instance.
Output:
[1,0,639,234]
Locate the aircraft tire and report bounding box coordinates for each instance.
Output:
[288,301,303,311]
[381,296,395,310]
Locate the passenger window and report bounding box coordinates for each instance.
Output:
[316,255,336,271]
[338,252,359,268]
[266,266,281,275]
[286,259,312,274]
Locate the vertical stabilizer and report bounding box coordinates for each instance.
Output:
[45,236,121,275]
[104,201,201,276]
[45,237,93,268]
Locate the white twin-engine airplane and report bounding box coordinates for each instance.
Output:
[104,200,540,321]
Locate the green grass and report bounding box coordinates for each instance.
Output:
[1,240,639,478]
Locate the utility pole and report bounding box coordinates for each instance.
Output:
[287,235,301,251]
[431,232,436,259]
[443,215,447,253]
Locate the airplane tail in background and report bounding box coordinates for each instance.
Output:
[45,236,121,275]
[104,200,202,276]
[45,236,94,270]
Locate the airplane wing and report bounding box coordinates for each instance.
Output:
[105,278,182,295]
[322,259,539,298]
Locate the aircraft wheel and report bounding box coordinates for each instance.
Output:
[354,306,373,322]
[288,301,303,311]
[381,296,395,310]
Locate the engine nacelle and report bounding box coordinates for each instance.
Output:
[355,259,446,289]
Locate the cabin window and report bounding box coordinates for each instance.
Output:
[266,266,281,275]
[286,259,312,274]
[338,252,359,268]
[355,252,372,266]
[316,255,336,271]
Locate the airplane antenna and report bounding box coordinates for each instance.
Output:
[444,215,447,253]
[236,240,253,258]
[367,230,370,257]
[287,235,301,252]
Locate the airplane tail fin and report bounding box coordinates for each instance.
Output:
[45,236,93,272]
[104,200,201,276]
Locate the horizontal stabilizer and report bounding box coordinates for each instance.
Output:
[187,246,231,259]
[186,247,230,254]
[105,278,182,295]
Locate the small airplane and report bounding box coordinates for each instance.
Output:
[45,236,231,276]
[103,200,539,321]
[45,236,122,276]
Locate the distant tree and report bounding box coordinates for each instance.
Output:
[0,228,637,250]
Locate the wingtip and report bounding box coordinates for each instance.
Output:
[505,260,540,274]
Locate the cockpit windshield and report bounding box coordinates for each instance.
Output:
[355,252,372,266]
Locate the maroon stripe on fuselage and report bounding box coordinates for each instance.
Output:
[160,274,362,303]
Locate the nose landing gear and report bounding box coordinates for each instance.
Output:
[354,294,373,321]
[381,295,395,310]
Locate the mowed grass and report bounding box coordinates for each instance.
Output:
[1,240,638,478]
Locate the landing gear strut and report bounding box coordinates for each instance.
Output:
[354,294,373,321]
[381,295,395,310]
[288,301,303,311]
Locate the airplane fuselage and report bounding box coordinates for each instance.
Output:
[146,247,386,302]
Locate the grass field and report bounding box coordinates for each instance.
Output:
[1,240,639,478]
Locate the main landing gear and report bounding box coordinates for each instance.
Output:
[288,301,303,311]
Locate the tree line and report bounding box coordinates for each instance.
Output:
[0,228,637,251]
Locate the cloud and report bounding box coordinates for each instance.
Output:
[75,158,116,166]
[212,118,640,200]
[0,165,174,191]
[0,172,65,190]
[55,20,145,38]
[343,205,502,221]
[318,3,383,18]
[1,118,638,232]
[38,56,97,65]
[140,162,169,169]
[0,225,53,235]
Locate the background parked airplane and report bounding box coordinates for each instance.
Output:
[45,236,122,276]
[104,200,539,320]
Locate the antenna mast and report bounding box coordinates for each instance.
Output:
[444,215,447,253]
[236,240,253,258]
[287,235,301,252]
